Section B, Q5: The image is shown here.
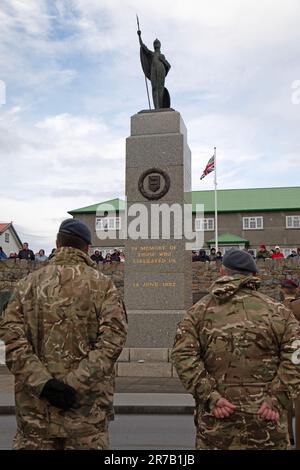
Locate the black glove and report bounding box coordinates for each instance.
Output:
[40,379,76,410]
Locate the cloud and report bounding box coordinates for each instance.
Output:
[0,109,126,251]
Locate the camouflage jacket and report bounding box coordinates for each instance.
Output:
[256,250,270,260]
[0,247,128,437]
[283,294,300,324]
[290,299,300,322]
[172,275,300,413]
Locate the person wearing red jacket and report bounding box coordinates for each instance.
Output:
[271,246,284,258]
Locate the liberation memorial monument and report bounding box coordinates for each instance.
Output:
[120,23,193,376]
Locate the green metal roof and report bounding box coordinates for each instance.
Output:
[207,233,249,244]
[69,198,125,215]
[68,187,300,214]
[192,187,300,213]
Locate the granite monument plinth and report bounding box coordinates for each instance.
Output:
[124,110,192,361]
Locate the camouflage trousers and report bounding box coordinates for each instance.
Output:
[13,428,109,450]
[195,409,290,450]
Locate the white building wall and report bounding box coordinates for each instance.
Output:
[0,227,22,256]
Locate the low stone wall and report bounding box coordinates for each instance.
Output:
[1,257,299,314]
[0,259,124,314]
[98,262,124,297]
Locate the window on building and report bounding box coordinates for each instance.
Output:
[286,215,300,229]
[195,218,214,231]
[5,233,9,243]
[242,217,263,230]
[95,217,121,231]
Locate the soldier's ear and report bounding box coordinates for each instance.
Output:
[56,238,60,249]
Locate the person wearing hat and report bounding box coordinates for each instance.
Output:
[271,246,284,259]
[0,218,128,449]
[256,244,270,260]
[172,248,300,450]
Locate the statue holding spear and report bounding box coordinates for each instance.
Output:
[136,15,171,109]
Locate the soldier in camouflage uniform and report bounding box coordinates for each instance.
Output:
[280,278,299,445]
[290,298,300,449]
[172,248,300,450]
[0,219,128,450]
[280,278,300,448]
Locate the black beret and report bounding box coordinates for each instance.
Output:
[223,248,258,274]
[58,219,92,245]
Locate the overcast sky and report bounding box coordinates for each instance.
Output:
[0,0,300,253]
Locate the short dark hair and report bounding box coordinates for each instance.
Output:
[223,266,252,277]
[57,232,88,251]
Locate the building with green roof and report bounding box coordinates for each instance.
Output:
[68,187,300,256]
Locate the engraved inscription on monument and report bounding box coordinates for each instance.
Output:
[131,244,176,265]
[132,280,176,289]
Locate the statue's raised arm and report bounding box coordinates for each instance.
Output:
[137,30,149,51]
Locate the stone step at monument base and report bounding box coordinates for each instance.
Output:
[116,362,177,378]
[116,347,177,378]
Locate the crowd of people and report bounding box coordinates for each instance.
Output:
[2,243,299,265]
[0,242,35,260]
[90,249,125,264]
[192,247,223,262]
[192,245,300,262]
[0,244,48,261]
[257,245,300,259]
[0,243,125,264]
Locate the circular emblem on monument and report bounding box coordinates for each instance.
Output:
[138,168,170,200]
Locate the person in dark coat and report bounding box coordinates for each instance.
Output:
[0,247,7,259]
[18,243,35,261]
[103,253,112,264]
[196,249,210,262]
[91,250,104,264]
[110,250,120,262]
[48,248,56,260]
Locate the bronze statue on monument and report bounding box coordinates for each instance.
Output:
[136,16,171,109]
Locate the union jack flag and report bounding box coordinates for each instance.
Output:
[200,155,215,180]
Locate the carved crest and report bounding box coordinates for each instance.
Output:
[138,168,170,200]
[148,175,161,192]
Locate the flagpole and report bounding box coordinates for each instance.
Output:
[214,147,218,253]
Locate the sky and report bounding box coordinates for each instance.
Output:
[0,0,300,253]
